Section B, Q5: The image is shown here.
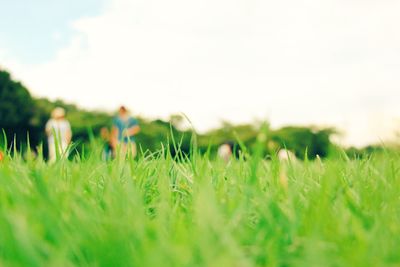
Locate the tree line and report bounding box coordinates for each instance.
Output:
[0,68,354,160]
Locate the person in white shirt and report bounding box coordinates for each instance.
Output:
[218,142,233,163]
[45,107,72,162]
[277,149,297,162]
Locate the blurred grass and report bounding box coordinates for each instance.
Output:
[0,147,399,267]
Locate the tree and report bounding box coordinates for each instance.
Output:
[270,126,336,159]
[0,69,34,147]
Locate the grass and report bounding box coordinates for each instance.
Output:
[0,145,399,267]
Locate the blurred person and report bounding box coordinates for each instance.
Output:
[218,142,233,162]
[45,107,72,162]
[100,127,113,160]
[278,149,297,162]
[277,149,297,191]
[111,106,140,158]
[0,150,4,162]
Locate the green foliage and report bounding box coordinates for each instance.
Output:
[0,147,399,266]
[345,145,387,159]
[0,68,339,159]
[136,119,192,155]
[270,127,336,159]
[198,122,259,151]
[0,69,34,147]
[197,124,335,160]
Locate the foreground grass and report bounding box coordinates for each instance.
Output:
[0,149,399,267]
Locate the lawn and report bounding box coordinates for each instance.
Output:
[0,148,399,266]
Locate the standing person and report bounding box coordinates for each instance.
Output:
[111,106,140,158]
[45,107,72,162]
[100,127,113,161]
[218,142,233,163]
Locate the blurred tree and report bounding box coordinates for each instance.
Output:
[0,69,34,148]
[269,126,335,159]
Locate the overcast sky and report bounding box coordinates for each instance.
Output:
[1,0,399,147]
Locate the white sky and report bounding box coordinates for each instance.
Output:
[1,0,400,147]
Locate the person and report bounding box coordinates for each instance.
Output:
[45,107,72,162]
[218,142,234,162]
[100,127,113,160]
[277,149,297,162]
[111,106,140,158]
[277,149,297,191]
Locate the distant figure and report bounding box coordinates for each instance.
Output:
[111,106,140,158]
[278,149,297,162]
[277,149,296,191]
[218,142,233,162]
[0,150,4,162]
[100,127,113,160]
[45,107,72,162]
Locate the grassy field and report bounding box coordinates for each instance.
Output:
[0,147,399,267]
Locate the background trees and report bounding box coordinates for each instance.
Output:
[0,68,341,159]
[0,70,34,148]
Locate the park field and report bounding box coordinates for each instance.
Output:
[0,148,399,267]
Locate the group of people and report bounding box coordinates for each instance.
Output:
[45,105,297,163]
[45,106,140,162]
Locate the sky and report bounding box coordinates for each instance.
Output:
[1,0,399,147]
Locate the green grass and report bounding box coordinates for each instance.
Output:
[0,147,399,267]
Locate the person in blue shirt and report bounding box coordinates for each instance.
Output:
[111,106,141,158]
